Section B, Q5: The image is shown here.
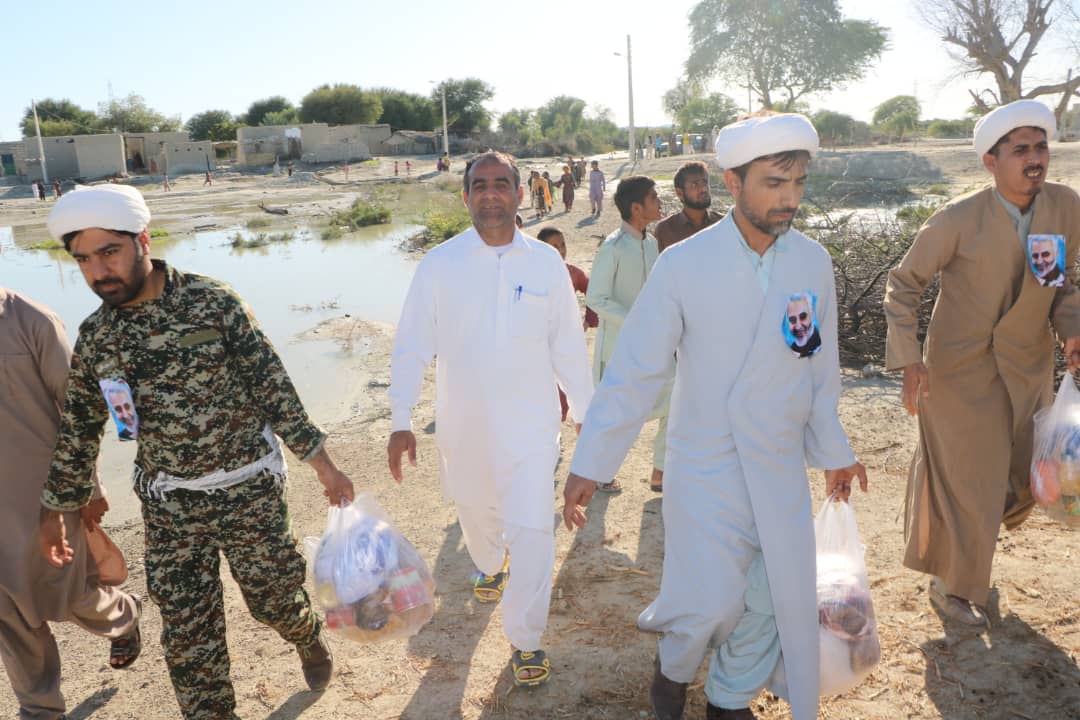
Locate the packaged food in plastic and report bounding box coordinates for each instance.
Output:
[1030,375,1080,527]
[815,496,880,696]
[304,495,435,644]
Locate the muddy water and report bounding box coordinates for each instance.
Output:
[1,222,420,523]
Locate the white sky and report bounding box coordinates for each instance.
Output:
[3,0,1075,141]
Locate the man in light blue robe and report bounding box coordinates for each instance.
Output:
[562,113,868,720]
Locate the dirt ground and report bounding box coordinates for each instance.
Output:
[0,144,1077,720]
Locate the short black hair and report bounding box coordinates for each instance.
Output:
[536,226,563,242]
[987,125,1048,157]
[463,151,521,194]
[673,161,709,191]
[62,228,138,253]
[729,150,811,182]
[614,175,656,221]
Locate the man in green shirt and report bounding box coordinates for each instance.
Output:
[37,185,355,720]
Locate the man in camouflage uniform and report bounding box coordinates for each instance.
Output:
[37,185,356,720]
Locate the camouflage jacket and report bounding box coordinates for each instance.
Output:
[41,260,325,511]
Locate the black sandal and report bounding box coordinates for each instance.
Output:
[471,570,508,603]
[511,649,551,688]
[110,626,141,669]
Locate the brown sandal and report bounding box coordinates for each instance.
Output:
[110,626,141,669]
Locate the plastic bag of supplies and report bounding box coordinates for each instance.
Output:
[304,495,435,644]
[1030,374,1080,528]
[814,495,881,695]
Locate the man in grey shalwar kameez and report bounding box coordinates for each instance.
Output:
[563,113,867,720]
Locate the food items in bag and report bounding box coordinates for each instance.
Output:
[1030,381,1080,527]
[815,498,881,696]
[817,552,881,695]
[306,498,436,644]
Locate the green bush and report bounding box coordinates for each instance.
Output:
[246,217,273,229]
[29,239,64,250]
[149,228,170,238]
[896,202,941,233]
[926,119,974,138]
[322,226,345,241]
[422,205,471,243]
[328,199,391,229]
[230,231,294,249]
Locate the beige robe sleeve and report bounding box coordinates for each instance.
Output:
[32,310,106,501]
[883,210,960,371]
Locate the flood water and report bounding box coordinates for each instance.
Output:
[1,221,420,523]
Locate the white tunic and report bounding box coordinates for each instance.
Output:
[390,228,594,530]
[569,213,855,720]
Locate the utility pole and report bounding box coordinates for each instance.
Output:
[615,36,636,160]
[430,80,451,168]
[32,99,49,185]
[627,34,635,161]
[441,84,450,169]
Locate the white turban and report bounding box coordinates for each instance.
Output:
[714,113,819,169]
[973,100,1056,158]
[46,184,151,241]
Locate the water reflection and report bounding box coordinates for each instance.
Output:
[0,222,419,522]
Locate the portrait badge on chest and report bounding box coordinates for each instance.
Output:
[782,292,822,359]
[99,377,139,441]
[1028,234,1066,288]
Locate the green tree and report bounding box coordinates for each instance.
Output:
[662,78,701,123]
[370,88,438,130]
[243,96,294,126]
[98,93,180,133]
[872,95,921,139]
[686,0,888,110]
[299,84,382,125]
[432,78,495,133]
[261,108,301,126]
[537,96,588,136]
[677,93,739,131]
[186,110,239,141]
[20,99,100,137]
[812,110,858,146]
[926,118,974,138]
[498,108,536,145]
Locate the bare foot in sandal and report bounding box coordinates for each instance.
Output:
[511,649,551,687]
[596,479,622,494]
[110,626,141,669]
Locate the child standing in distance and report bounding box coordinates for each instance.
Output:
[537,227,598,421]
[588,161,606,217]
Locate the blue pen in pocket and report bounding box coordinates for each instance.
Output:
[515,285,522,302]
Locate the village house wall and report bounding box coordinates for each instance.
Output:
[163,141,216,175]
[72,134,126,180]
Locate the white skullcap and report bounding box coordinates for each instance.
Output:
[973,100,1056,158]
[715,113,819,169]
[46,184,151,241]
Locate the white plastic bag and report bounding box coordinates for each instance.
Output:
[304,495,435,644]
[1030,374,1080,528]
[814,495,880,696]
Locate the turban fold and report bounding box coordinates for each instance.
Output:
[973,100,1056,158]
[715,113,819,169]
[46,184,151,241]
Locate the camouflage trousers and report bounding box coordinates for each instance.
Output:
[141,471,320,720]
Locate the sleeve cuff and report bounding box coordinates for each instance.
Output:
[40,487,91,513]
[391,405,413,433]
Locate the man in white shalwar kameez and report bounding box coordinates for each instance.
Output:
[388,151,593,688]
[563,114,867,720]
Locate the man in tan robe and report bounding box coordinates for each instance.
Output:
[884,100,1080,626]
[0,286,141,720]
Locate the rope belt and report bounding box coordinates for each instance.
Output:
[133,424,287,500]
